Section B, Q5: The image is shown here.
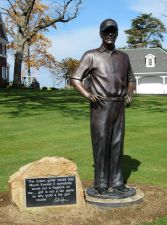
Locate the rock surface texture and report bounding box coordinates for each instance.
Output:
[8,157,85,211]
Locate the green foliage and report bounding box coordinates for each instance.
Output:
[125,13,166,48]
[41,86,48,90]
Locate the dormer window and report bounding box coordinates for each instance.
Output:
[145,54,156,67]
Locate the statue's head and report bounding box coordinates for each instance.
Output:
[100,19,118,46]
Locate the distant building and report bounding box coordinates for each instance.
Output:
[122,48,167,94]
[0,14,9,88]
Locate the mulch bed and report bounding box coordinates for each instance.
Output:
[0,182,167,225]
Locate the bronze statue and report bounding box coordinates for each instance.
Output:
[71,19,136,198]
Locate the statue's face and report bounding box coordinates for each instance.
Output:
[100,27,118,45]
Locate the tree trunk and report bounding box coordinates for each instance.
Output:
[13,51,23,88]
[27,45,31,86]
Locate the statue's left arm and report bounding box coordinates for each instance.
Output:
[126,58,136,104]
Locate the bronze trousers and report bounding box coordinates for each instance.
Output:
[90,100,125,190]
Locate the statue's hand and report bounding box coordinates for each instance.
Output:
[125,95,132,106]
[87,93,104,103]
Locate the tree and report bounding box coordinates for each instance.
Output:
[5,1,59,80]
[125,13,166,48]
[51,57,79,88]
[24,34,59,74]
[7,30,59,77]
[0,0,82,87]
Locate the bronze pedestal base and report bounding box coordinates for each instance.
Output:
[85,186,144,208]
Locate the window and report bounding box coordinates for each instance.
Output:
[145,54,156,68]
[2,67,7,80]
[2,44,6,55]
[0,43,6,55]
[148,58,153,66]
[0,43,2,54]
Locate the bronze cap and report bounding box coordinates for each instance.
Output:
[100,19,118,32]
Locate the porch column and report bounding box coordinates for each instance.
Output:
[135,76,141,94]
[160,76,167,94]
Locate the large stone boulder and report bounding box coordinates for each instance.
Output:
[8,157,85,211]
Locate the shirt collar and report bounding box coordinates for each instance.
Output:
[98,44,117,54]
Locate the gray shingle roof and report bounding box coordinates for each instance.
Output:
[121,48,167,74]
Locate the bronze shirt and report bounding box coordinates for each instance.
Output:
[71,45,136,97]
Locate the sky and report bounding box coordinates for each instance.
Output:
[6,0,167,87]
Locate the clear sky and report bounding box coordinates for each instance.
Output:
[7,0,167,87]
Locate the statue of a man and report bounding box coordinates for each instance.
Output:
[71,19,136,197]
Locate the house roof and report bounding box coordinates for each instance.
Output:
[0,14,8,42]
[121,48,167,74]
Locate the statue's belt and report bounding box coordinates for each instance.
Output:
[102,96,125,102]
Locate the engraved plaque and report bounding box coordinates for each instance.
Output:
[25,176,76,207]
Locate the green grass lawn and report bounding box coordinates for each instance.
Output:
[138,216,167,225]
[0,89,167,225]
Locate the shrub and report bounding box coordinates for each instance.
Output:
[41,87,48,90]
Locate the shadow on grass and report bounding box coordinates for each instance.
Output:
[91,154,140,184]
[130,95,167,113]
[123,155,141,184]
[0,89,89,119]
[1,90,167,119]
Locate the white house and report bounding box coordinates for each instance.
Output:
[122,48,167,94]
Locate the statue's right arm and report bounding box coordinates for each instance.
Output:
[70,52,103,103]
[71,79,102,102]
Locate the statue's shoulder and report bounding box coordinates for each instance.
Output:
[84,48,99,55]
[81,48,99,60]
